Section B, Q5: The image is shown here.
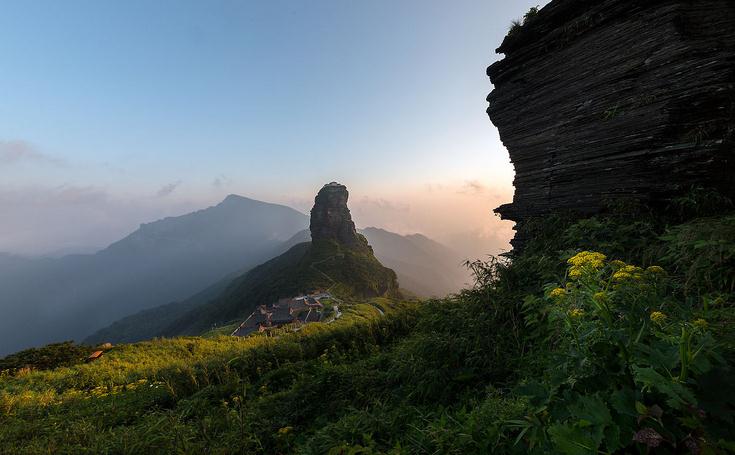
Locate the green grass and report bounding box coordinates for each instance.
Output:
[2,203,734,454]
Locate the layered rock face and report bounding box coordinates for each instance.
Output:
[487,0,735,249]
[310,182,363,247]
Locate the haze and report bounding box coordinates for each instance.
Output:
[0,0,545,257]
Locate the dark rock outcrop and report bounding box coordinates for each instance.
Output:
[310,182,363,247]
[487,0,735,249]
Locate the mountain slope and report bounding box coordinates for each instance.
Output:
[84,226,462,344]
[0,195,308,355]
[163,237,399,336]
[83,229,313,345]
[360,227,469,297]
[163,182,399,336]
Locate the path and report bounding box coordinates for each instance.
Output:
[368,302,385,316]
[308,254,344,302]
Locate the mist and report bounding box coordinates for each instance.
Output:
[0,180,514,260]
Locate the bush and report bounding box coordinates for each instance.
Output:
[0,341,91,375]
[507,252,733,453]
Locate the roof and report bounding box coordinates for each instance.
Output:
[87,351,104,361]
[298,309,322,323]
[231,312,268,336]
[270,306,294,324]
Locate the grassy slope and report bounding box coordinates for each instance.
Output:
[1,206,733,454]
[163,237,399,337]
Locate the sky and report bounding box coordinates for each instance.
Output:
[0,0,545,258]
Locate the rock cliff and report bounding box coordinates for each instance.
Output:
[487,0,735,249]
[310,182,365,248]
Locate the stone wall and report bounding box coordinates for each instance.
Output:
[487,0,735,249]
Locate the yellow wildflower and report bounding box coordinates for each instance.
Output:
[568,251,607,269]
[621,265,637,273]
[613,271,632,282]
[569,267,583,279]
[278,426,293,435]
[650,311,667,325]
[569,308,585,318]
[593,291,608,304]
[549,288,566,299]
[646,266,665,274]
[619,265,644,280]
[693,318,708,330]
[610,260,626,268]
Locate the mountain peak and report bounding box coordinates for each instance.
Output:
[221,194,254,204]
[309,182,362,247]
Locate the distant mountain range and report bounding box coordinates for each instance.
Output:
[0,195,309,356]
[1,194,469,355]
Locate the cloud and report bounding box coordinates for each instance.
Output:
[156,181,182,197]
[457,180,486,195]
[212,174,232,189]
[0,184,202,256]
[0,184,109,206]
[424,183,445,193]
[0,141,65,166]
[356,196,411,213]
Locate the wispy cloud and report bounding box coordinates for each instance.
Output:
[356,196,411,213]
[0,141,65,166]
[212,174,232,189]
[457,180,487,195]
[424,183,445,193]
[156,181,182,197]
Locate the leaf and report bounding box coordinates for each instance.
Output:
[603,423,623,452]
[635,401,648,415]
[568,394,613,427]
[609,388,637,417]
[548,423,599,455]
[515,381,550,408]
[633,366,696,409]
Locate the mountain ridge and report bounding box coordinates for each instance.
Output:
[0,195,309,355]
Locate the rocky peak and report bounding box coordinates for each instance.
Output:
[309,182,362,247]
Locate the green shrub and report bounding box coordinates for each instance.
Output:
[0,341,91,375]
[506,252,733,453]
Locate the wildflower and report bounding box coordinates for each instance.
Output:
[615,264,644,280]
[569,267,583,279]
[567,251,607,269]
[549,288,566,299]
[569,308,585,318]
[613,271,632,282]
[610,260,626,268]
[693,318,708,330]
[592,291,608,304]
[646,265,665,274]
[278,426,293,435]
[650,311,667,325]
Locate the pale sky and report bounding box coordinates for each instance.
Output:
[0,1,546,257]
